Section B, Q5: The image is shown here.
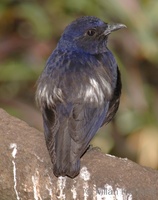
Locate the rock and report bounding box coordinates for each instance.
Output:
[0,108,158,199]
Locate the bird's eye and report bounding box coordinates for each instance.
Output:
[87,29,96,36]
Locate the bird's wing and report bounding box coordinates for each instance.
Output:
[101,67,121,125]
[68,101,109,160]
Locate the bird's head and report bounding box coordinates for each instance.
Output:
[58,16,126,54]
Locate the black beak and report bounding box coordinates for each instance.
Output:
[104,23,127,36]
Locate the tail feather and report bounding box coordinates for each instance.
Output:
[43,105,80,178]
[53,119,80,178]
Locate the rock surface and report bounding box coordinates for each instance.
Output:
[0,108,158,199]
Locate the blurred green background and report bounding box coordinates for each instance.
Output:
[0,0,158,169]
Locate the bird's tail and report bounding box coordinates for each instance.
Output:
[53,119,80,178]
[43,105,81,178]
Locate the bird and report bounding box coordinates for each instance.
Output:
[36,16,126,178]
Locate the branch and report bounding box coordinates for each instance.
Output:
[0,108,158,199]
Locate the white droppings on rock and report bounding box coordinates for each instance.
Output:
[10,143,17,158]
[121,157,128,161]
[106,154,116,158]
[80,167,91,200]
[93,184,97,200]
[32,169,42,200]
[34,153,44,162]
[45,174,53,200]
[46,185,53,200]
[80,166,91,181]
[82,181,89,200]
[57,176,67,200]
[71,182,77,200]
[10,143,20,200]
[12,160,20,200]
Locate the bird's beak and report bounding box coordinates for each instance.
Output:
[104,23,127,36]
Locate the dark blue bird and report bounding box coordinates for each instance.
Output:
[36,16,126,178]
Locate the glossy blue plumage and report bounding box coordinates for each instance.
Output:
[36,16,125,178]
